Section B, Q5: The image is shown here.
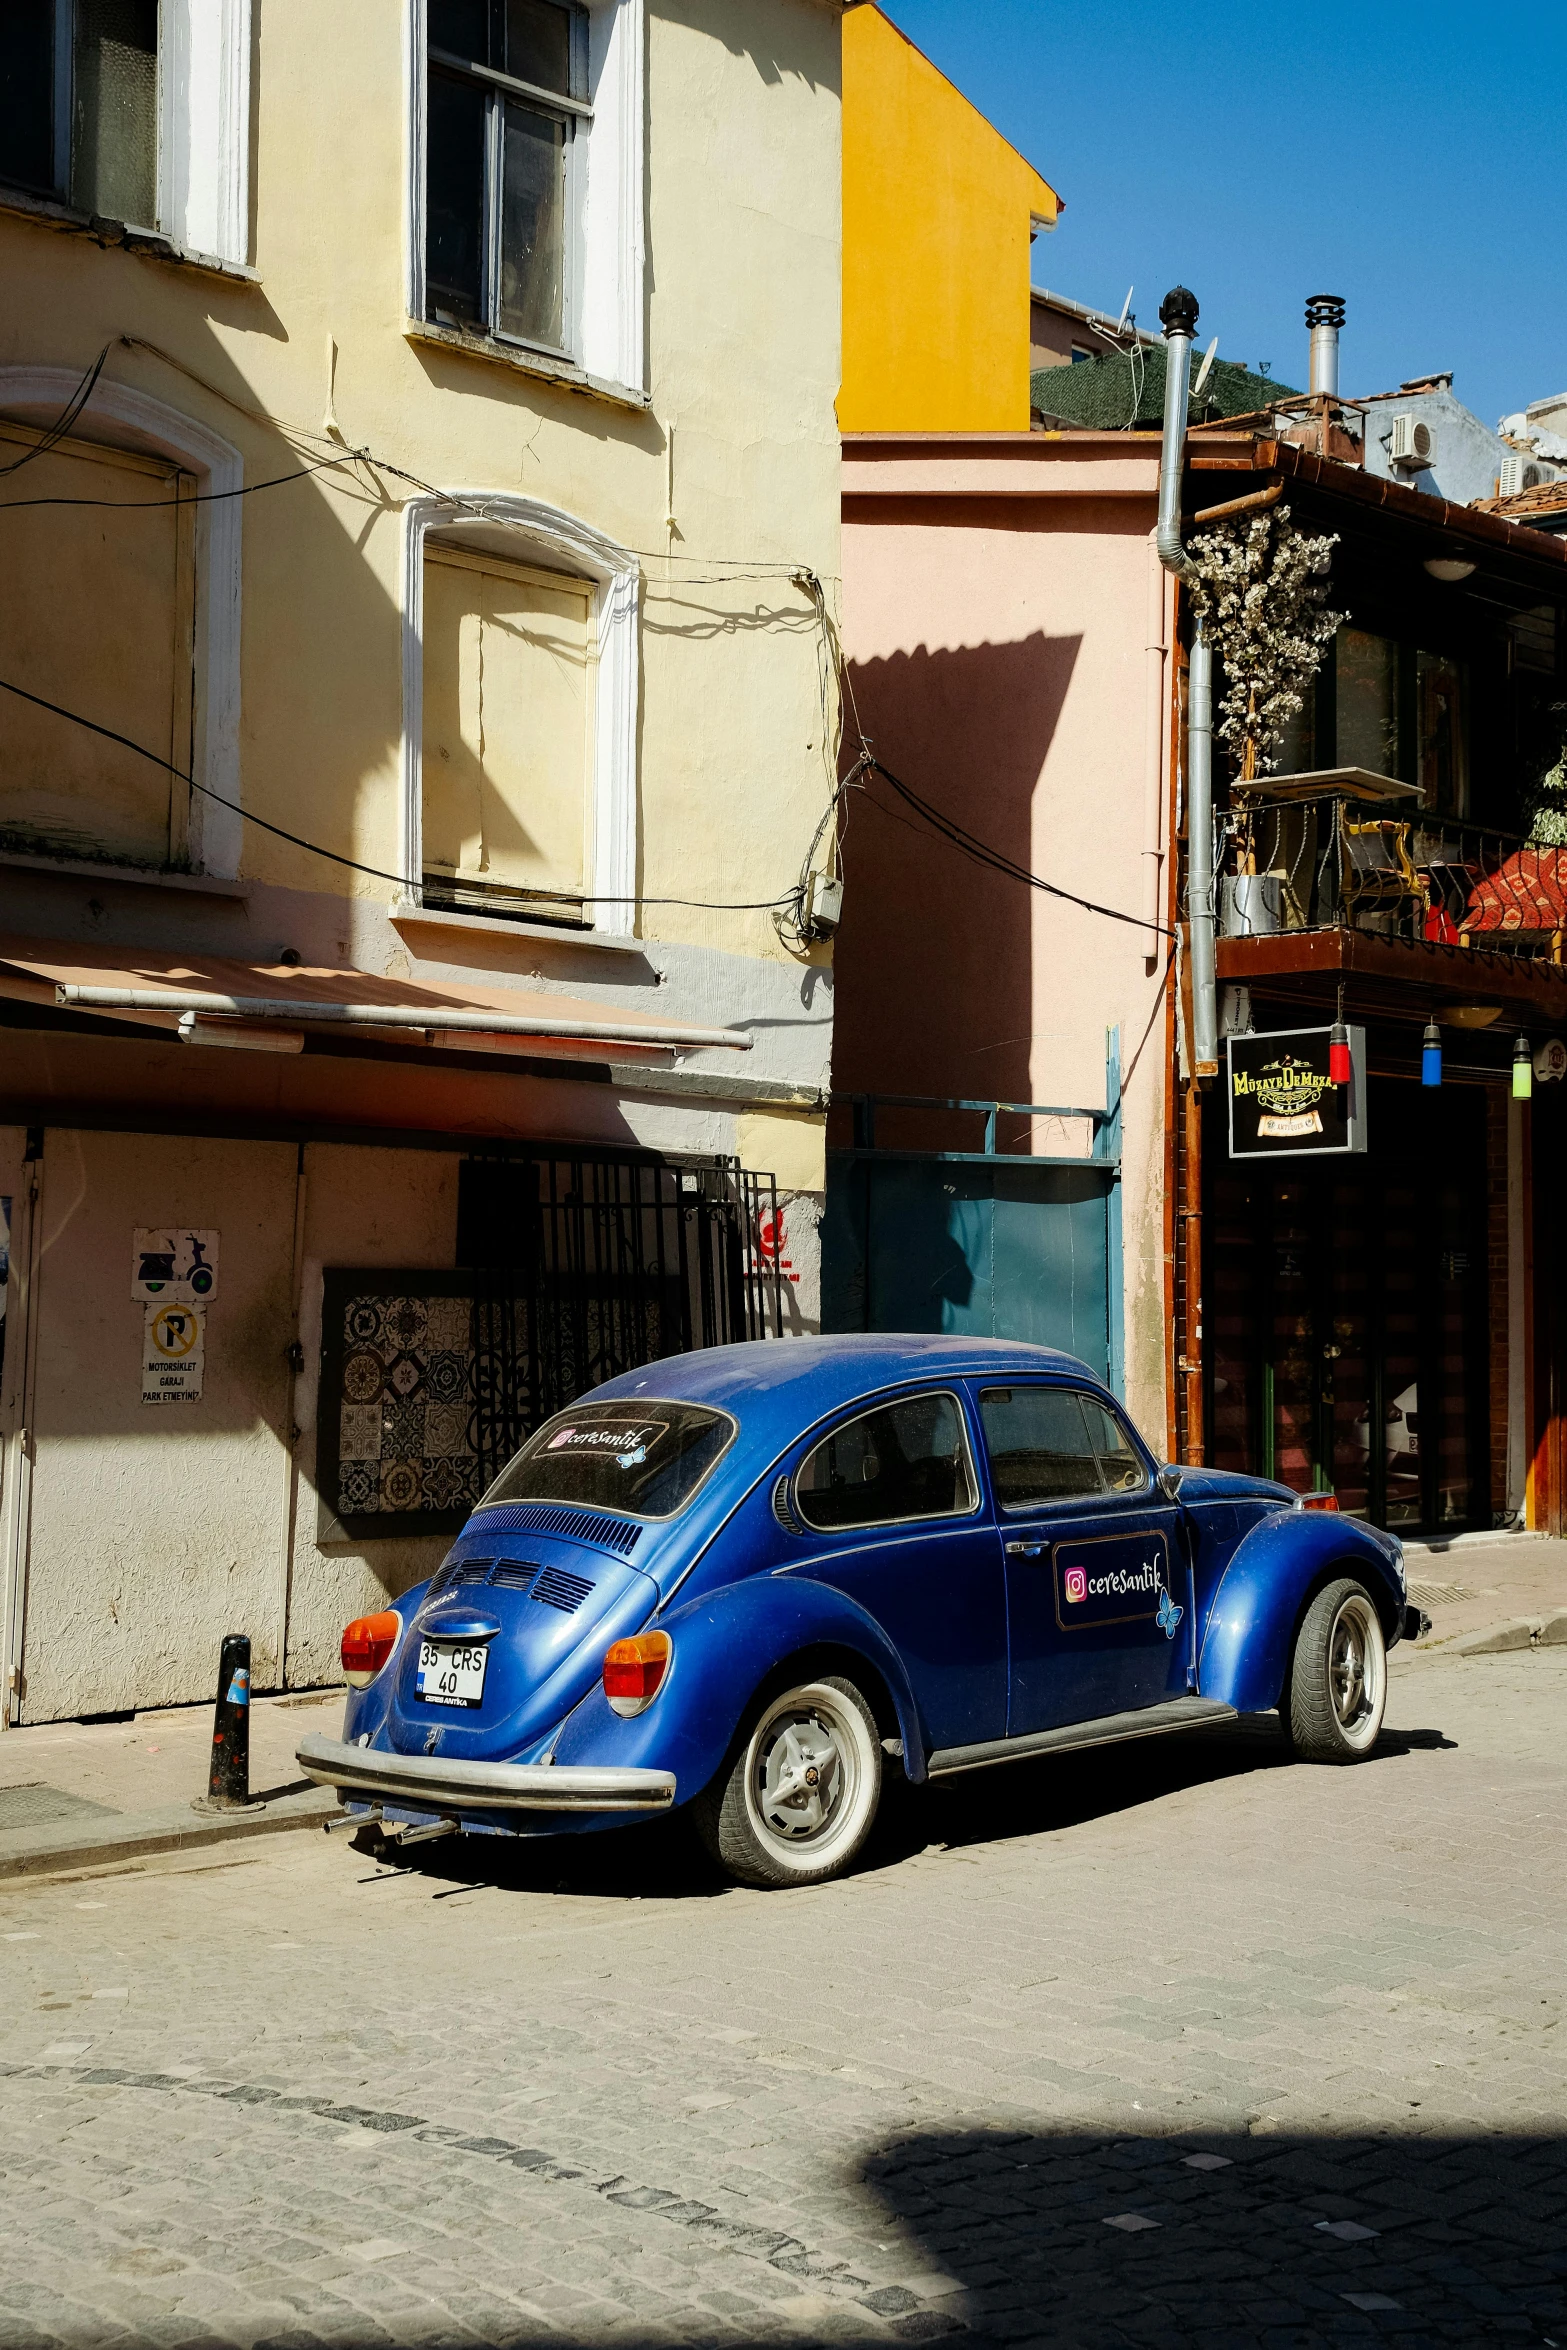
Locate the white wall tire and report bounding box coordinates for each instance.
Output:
[1288,1578,1388,1762]
[697,1675,883,1889]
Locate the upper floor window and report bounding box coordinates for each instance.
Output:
[0,1,250,266]
[427,0,590,358]
[0,0,158,224]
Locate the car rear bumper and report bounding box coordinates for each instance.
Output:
[296,1731,676,1814]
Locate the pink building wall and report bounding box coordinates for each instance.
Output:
[836,434,1173,1432]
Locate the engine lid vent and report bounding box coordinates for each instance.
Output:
[530,1564,597,1615]
[474,1501,642,1555]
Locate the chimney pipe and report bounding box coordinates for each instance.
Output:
[1306,293,1345,398]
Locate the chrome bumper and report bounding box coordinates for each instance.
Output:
[296,1731,676,1814]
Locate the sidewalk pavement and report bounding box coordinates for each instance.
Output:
[0,1533,1560,1882]
[1402,1530,1567,1649]
[0,1688,342,1881]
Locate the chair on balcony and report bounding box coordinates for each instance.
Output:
[1340,818,1428,934]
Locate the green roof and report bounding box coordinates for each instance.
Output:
[1030,343,1298,431]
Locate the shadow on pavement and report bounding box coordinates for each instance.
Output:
[856,2122,1567,2345]
[382,1712,1461,1903]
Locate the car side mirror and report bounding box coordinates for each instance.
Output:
[1157,1467,1184,1504]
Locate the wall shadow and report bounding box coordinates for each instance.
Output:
[834,632,1082,1112]
[861,2123,1567,2342]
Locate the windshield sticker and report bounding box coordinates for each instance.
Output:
[1052,1532,1172,1631]
[545,1421,667,1470]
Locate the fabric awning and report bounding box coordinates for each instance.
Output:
[0,935,751,1058]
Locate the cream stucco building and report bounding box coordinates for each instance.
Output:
[0,0,844,1723]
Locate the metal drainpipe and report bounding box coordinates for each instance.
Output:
[1156,285,1218,1080]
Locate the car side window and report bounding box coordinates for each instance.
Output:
[1080,1397,1149,1496]
[978,1386,1102,1508]
[794,1391,978,1533]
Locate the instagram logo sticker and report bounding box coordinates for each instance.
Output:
[1064,1566,1088,1605]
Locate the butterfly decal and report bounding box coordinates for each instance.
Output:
[1157,1587,1184,1640]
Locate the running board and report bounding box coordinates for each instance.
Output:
[927,1697,1238,1779]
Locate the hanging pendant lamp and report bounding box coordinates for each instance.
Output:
[1421,1021,1442,1087]
[1513,1034,1533,1101]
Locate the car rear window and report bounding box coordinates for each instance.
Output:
[476,1401,735,1521]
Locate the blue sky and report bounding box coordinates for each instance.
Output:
[877,2,1566,428]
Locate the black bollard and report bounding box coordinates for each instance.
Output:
[204,1632,253,1808]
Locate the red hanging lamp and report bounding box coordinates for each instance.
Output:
[1329,984,1351,1087]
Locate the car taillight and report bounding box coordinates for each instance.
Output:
[1301,1492,1340,1513]
[603,1631,672,1717]
[342,1610,401,1688]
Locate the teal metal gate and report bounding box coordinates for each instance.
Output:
[822,1038,1124,1394]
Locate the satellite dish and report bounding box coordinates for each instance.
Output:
[1193,337,1219,397]
[1115,286,1133,334]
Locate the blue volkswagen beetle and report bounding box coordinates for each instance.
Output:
[298,1336,1419,1888]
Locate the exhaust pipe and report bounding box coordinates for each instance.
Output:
[1156,287,1217,1080]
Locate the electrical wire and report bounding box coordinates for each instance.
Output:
[860,753,1174,940]
[0,346,111,480]
[0,672,812,914]
[0,448,369,513]
[0,674,415,889]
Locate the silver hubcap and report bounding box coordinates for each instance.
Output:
[1329,1594,1382,1744]
[752,1698,857,1846]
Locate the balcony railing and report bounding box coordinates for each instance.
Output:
[1218,795,1567,964]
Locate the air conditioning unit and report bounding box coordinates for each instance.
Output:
[1389,413,1434,470]
[1499,452,1549,497]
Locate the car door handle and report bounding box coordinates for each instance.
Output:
[1005,1540,1047,1558]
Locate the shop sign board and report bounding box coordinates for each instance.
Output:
[132,1228,219,1302]
[142,1301,206,1404]
[1226,1025,1367,1159]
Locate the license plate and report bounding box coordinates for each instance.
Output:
[415,1639,489,1708]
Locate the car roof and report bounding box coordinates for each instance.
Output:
[589,1334,1102,1463]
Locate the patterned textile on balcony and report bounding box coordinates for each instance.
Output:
[1460,845,1567,937]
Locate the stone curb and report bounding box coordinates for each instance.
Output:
[1449,1609,1567,1658]
[0,1783,338,1882]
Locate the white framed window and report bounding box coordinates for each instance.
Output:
[401,493,640,936]
[0,370,243,877]
[407,0,646,395]
[0,0,251,265]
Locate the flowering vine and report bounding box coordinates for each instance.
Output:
[1184,505,1343,781]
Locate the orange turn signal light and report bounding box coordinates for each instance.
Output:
[1300,1492,1340,1512]
[342,1610,401,1688]
[603,1631,672,1717]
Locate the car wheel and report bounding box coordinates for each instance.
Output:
[697,1675,883,1889]
[1287,1578,1387,1762]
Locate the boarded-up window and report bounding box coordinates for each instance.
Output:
[0,424,196,869]
[421,543,594,924]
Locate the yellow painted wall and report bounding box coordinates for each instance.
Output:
[840,3,1059,433]
[0,0,842,969]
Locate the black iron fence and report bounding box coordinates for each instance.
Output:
[316,1147,783,1540]
[460,1146,783,1488]
[1219,796,1567,963]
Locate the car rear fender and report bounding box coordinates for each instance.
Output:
[550,1571,928,1795]
[340,1581,431,1746]
[1197,1511,1406,1713]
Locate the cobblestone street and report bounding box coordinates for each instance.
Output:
[2,1646,1564,2350]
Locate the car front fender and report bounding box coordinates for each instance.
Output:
[550,1571,929,1798]
[1197,1511,1406,1714]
